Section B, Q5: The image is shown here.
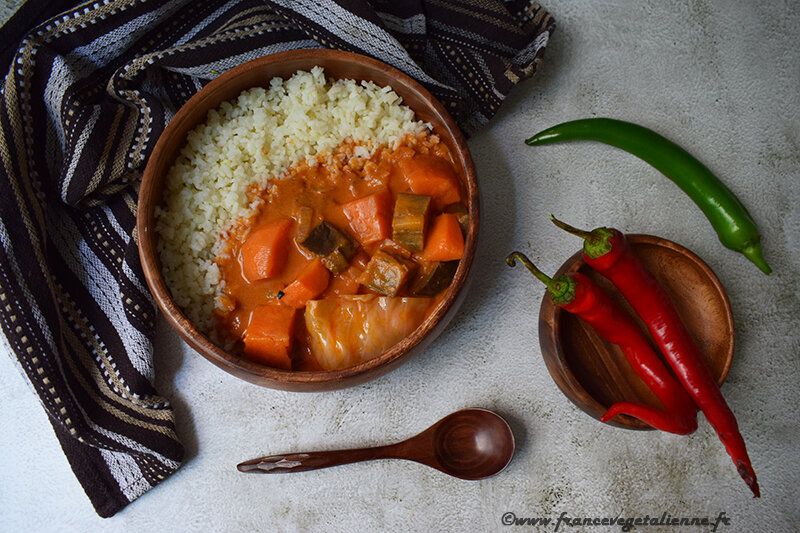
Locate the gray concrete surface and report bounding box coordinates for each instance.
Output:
[1,1,799,531]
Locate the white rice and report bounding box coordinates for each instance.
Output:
[155,67,428,333]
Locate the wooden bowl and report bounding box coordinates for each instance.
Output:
[538,235,734,430]
[137,50,478,391]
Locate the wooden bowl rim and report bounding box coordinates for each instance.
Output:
[540,233,734,429]
[137,49,479,389]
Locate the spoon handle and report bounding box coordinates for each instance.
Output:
[237,444,403,474]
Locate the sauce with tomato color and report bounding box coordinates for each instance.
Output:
[215,132,467,371]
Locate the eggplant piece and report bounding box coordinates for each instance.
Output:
[301,221,357,274]
[392,193,431,252]
[445,203,469,236]
[293,206,314,241]
[301,221,349,255]
[410,261,458,296]
[378,238,413,259]
[322,249,352,274]
[456,213,469,236]
[358,250,416,296]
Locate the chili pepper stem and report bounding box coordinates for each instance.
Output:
[506,251,576,305]
[549,215,594,240]
[505,252,556,288]
[550,215,615,259]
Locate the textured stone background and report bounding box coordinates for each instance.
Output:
[1,1,798,531]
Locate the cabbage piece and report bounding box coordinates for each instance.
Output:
[305,295,432,370]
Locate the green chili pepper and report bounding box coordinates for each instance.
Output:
[526,118,771,274]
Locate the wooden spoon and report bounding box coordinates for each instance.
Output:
[237,408,515,480]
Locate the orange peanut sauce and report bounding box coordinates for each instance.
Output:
[214,131,463,370]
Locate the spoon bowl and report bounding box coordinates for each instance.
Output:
[237,408,514,480]
[429,409,515,480]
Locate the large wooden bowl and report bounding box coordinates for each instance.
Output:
[138,50,478,391]
[538,235,734,429]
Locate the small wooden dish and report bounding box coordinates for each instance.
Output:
[137,50,478,391]
[538,235,734,430]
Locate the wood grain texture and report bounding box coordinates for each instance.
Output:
[137,49,479,391]
[237,409,514,480]
[539,235,734,430]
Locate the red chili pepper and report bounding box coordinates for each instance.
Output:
[506,252,697,435]
[551,217,760,497]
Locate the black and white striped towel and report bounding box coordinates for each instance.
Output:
[0,0,554,517]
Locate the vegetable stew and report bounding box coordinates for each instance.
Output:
[215,133,468,371]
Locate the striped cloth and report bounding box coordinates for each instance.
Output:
[0,0,554,518]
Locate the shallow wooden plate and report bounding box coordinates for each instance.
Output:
[538,235,734,430]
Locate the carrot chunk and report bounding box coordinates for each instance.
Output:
[342,189,393,246]
[240,218,293,282]
[421,214,465,262]
[398,154,461,210]
[243,304,298,370]
[280,259,331,309]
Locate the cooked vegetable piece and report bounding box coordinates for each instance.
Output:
[392,193,431,252]
[351,250,371,270]
[342,189,393,246]
[325,251,370,296]
[301,220,351,255]
[378,238,413,259]
[410,261,458,296]
[301,221,357,274]
[358,250,416,296]
[320,249,348,274]
[421,214,465,262]
[398,154,461,209]
[243,304,298,369]
[305,295,432,370]
[293,206,314,241]
[328,264,364,296]
[445,203,470,235]
[280,259,330,309]
[240,218,293,282]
